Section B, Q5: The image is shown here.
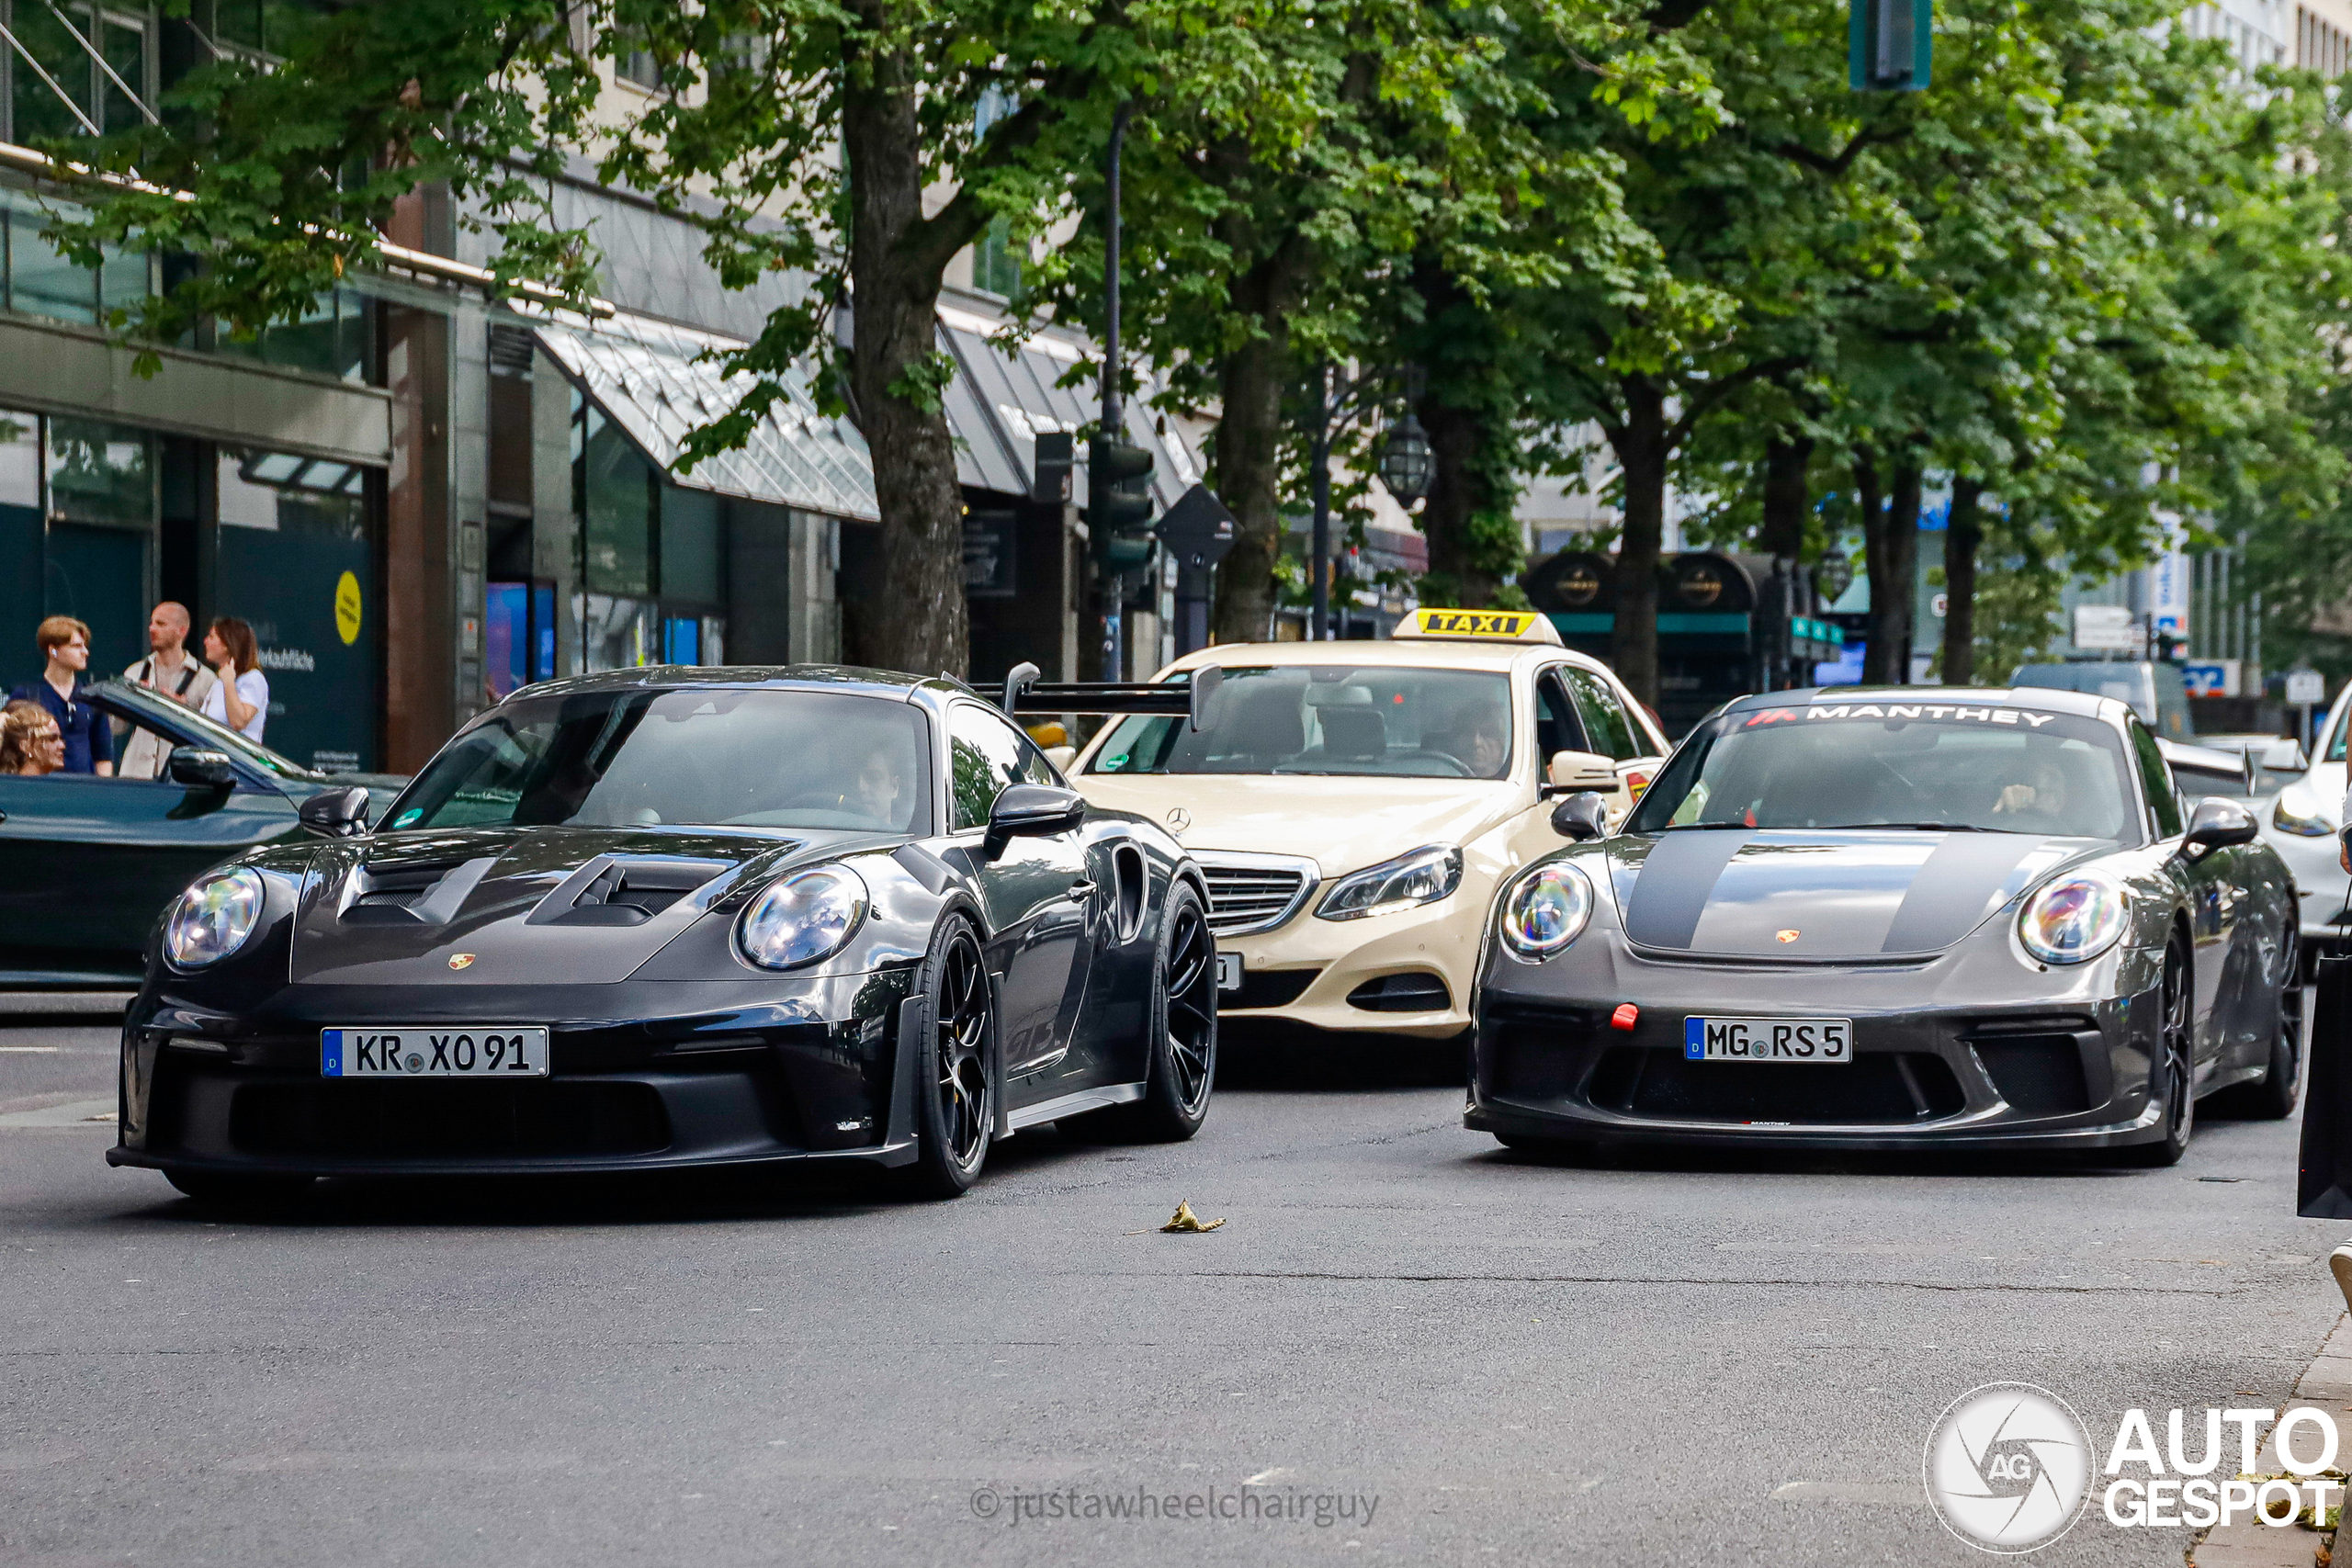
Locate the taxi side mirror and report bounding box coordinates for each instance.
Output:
[1042,745,1078,774]
[1550,791,1610,841]
[2261,737,2308,773]
[1542,749,1617,799]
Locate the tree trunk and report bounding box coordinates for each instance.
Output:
[841,33,968,679]
[1210,243,1302,645]
[1941,475,1983,686]
[1419,394,1498,608]
[1606,377,1668,707]
[1860,454,1921,686]
[1758,434,1811,560]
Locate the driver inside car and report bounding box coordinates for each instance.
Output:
[1991,757,2071,830]
[849,738,909,827]
[1448,705,1510,778]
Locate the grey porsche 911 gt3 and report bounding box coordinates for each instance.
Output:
[110,666,1218,1207]
[1466,686,2299,1164]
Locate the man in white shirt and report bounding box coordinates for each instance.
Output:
[117,602,220,781]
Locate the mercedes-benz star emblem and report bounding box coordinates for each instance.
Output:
[1165,807,1190,832]
[447,953,477,971]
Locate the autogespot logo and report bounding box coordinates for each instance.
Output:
[1923,1382,2094,1553]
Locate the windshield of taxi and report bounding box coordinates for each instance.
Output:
[385,688,932,834]
[1624,702,2141,840]
[1088,666,1513,779]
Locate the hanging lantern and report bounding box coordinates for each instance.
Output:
[1814,549,1854,604]
[1377,412,1433,504]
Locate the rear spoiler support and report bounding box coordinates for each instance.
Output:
[999,661,1221,732]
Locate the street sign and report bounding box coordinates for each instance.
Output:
[2074,605,2135,651]
[1155,483,1238,572]
[1850,0,1931,91]
[2182,660,2239,698]
[2288,669,2326,705]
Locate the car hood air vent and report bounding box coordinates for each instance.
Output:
[527,855,731,928]
[341,857,498,925]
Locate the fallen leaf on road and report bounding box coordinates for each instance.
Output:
[1160,1201,1224,1234]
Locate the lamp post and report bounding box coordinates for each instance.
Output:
[1307,364,1430,640]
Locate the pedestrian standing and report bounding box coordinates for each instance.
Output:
[198,615,268,741]
[118,601,220,780]
[0,698,62,774]
[9,616,112,774]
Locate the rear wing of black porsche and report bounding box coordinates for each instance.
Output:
[999,661,1222,732]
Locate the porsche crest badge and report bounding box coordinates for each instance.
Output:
[447,953,477,970]
[1775,930,1800,944]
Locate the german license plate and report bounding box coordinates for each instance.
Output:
[1683,1016,1851,1064]
[1216,954,1242,994]
[322,1027,548,1078]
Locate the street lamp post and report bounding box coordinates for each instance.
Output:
[1306,364,1430,641]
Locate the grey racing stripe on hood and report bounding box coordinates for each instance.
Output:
[1877,832,2048,953]
[1623,829,1753,949]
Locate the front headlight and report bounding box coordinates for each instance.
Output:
[164,867,266,970]
[2273,791,2335,837]
[736,865,868,970]
[1499,863,1596,960]
[1316,844,1464,921]
[2018,874,2130,964]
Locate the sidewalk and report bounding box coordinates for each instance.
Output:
[2192,1314,2352,1567]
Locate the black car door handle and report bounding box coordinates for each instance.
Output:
[1065,881,1096,901]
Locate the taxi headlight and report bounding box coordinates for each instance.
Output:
[2018,874,2129,965]
[164,867,266,970]
[737,865,867,970]
[1316,844,1463,921]
[2273,790,2335,837]
[1499,862,1595,961]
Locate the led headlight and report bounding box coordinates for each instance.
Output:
[2273,790,2335,837]
[736,864,867,970]
[2018,874,2129,965]
[164,867,266,971]
[1498,862,1595,961]
[1316,844,1463,921]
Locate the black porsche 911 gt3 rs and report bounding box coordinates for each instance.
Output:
[108,666,1218,1205]
[1466,687,2300,1163]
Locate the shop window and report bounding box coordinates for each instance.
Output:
[47,417,150,526]
[485,581,558,702]
[214,447,380,772]
[576,404,655,598]
[660,485,721,605]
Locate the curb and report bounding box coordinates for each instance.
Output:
[2191,1314,2352,1567]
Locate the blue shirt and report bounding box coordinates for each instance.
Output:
[11,679,112,773]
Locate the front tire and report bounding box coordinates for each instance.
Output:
[2125,938,2196,1168]
[898,920,995,1200]
[2244,944,2304,1121]
[1063,881,1217,1143]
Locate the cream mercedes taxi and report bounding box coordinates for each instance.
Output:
[1062,609,1671,1042]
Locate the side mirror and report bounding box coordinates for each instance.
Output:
[299,784,372,838]
[166,746,236,791]
[1550,791,1610,841]
[1043,745,1078,774]
[1543,749,1618,799]
[2184,795,2258,852]
[983,783,1086,859]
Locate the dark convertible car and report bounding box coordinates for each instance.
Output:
[0,679,408,989]
[109,667,1217,1204]
[1467,686,2298,1164]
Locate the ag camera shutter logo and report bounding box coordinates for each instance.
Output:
[1923,1382,2092,1552]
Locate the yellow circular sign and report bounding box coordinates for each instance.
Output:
[334,571,362,646]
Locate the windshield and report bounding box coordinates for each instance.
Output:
[385,688,931,834]
[1088,666,1514,779]
[2327,702,2348,765]
[1625,702,2141,841]
[90,678,322,783]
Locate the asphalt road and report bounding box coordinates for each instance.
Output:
[3,997,2347,1567]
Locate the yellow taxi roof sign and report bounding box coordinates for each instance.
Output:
[1394,607,1563,647]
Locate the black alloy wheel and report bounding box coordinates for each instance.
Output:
[2245,942,2304,1121]
[1064,880,1217,1143]
[2128,938,2197,1167]
[902,921,994,1198]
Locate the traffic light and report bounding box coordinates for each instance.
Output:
[1088,435,1156,572]
[1849,0,1929,92]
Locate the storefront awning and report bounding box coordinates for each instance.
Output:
[936,303,1203,509]
[532,308,879,523]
